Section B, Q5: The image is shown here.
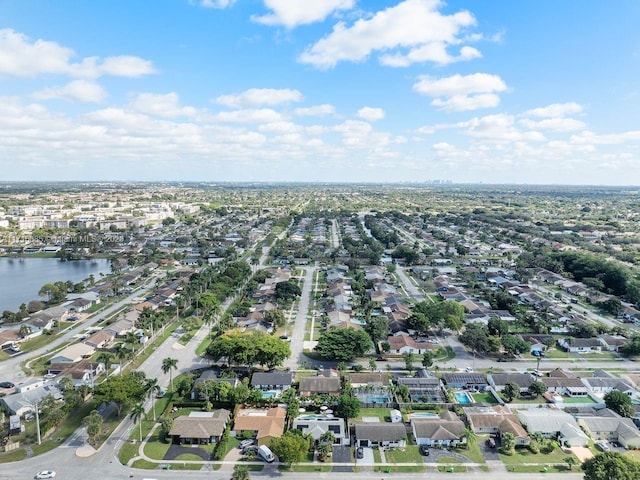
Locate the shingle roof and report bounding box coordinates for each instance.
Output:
[354,423,406,442]
[169,410,230,439]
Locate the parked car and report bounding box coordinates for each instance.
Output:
[258,445,275,463]
[239,439,255,449]
[0,381,15,389]
[356,447,364,459]
[487,438,496,448]
[419,445,430,456]
[35,471,56,479]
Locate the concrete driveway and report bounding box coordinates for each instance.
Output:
[331,445,353,472]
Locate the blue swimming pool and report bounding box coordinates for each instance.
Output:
[261,391,278,399]
[454,391,473,404]
[410,412,439,419]
[362,396,390,403]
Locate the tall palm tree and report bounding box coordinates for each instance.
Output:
[463,427,477,449]
[131,402,145,441]
[95,352,113,377]
[161,357,178,392]
[145,378,160,422]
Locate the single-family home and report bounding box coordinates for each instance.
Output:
[1,382,63,417]
[411,410,467,448]
[105,318,135,337]
[354,422,407,448]
[578,408,640,449]
[346,373,390,388]
[293,415,347,445]
[598,335,631,352]
[48,342,95,364]
[397,377,445,403]
[487,373,534,393]
[540,376,589,397]
[233,407,286,445]
[464,406,530,445]
[298,375,342,396]
[517,409,589,447]
[441,373,488,390]
[557,337,605,353]
[250,372,294,397]
[169,410,230,445]
[83,329,115,349]
[385,334,432,355]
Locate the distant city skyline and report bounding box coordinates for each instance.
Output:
[1,1,640,184]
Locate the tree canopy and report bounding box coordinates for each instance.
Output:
[93,372,146,416]
[582,452,640,480]
[206,330,291,368]
[315,328,372,362]
[604,390,634,417]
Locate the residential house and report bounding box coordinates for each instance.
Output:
[191,370,239,400]
[598,335,631,352]
[1,382,63,417]
[83,329,115,349]
[557,337,605,353]
[169,410,230,445]
[578,408,640,449]
[540,376,589,397]
[298,375,342,396]
[488,373,534,393]
[105,318,135,337]
[48,343,95,364]
[56,360,105,388]
[397,377,446,403]
[346,372,390,388]
[411,410,467,448]
[233,407,286,445]
[517,409,589,447]
[354,422,407,448]
[464,406,530,445]
[293,415,347,445]
[581,376,637,398]
[250,372,294,397]
[441,373,488,390]
[385,334,433,355]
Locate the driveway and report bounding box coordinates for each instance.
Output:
[163,444,210,461]
[331,445,353,472]
[355,446,375,466]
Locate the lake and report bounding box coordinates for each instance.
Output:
[0,257,111,312]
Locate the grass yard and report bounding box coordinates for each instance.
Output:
[118,441,140,465]
[563,396,596,404]
[472,392,498,404]
[436,457,467,472]
[0,448,27,463]
[505,465,571,473]
[499,447,577,465]
[537,349,573,359]
[579,352,621,361]
[455,441,486,464]
[357,408,391,422]
[385,446,424,463]
[143,429,171,460]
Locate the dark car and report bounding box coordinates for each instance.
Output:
[419,445,430,456]
[487,438,496,448]
[0,381,15,389]
[497,358,507,363]
[356,447,364,459]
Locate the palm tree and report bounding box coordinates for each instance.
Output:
[19,324,32,338]
[145,378,161,422]
[463,427,477,449]
[161,357,178,392]
[95,352,114,377]
[131,402,145,441]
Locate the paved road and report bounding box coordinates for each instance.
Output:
[284,264,316,369]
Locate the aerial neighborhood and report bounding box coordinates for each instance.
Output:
[1,184,640,478]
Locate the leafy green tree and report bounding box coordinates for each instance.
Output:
[83,410,104,445]
[529,381,547,398]
[500,432,516,455]
[93,372,146,416]
[264,308,286,328]
[459,323,490,353]
[488,317,510,336]
[406,312,430,336]
[231,464,251,480]
[270,431,310,465]
[404,351,415,373]
[502,382,520,403]
[582,451,640,480]
[422,351,434,369]
[501,334,529,355]
[604,390,634,417]
[315,328,372,362]
[275,280,302,302]
[337,392,360,419]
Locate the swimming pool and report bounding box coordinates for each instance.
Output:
[261,391,278,399]
[362,396,390,403]
[454,391,473,404]
[410,412,439,419]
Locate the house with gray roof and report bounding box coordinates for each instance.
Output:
[354,422,407,448]
[299,375,342,396]
[169,409,230,445]
[1,382,63,417]
[578,408,640,449]
[517,409,588,447]
[293,415,347,445]
[442,373,488,390]
[411,410,467,447]
[250,371,294,396]
[488,373,534,393]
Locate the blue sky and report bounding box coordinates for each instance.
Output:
[1,0,640,184]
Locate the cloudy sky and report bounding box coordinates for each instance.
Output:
[1,0,640,184]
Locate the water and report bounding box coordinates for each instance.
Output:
[410,412,439,419]
[0,257,111,311]
[454,391,473,404]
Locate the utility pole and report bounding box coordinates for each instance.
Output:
[34,401,41,445]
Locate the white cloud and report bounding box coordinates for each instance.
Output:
[519,117,586,132]
[210,108,284,124]
[413,73,506,97]
[464,113,545,142]
[253,0,355,28]
[431,93,500,112]
[293,104,336,116]
[357,107,385,121]
[524,102,583,118]
[32,80,107,103]
[0,29,155,78]
[298,0,478,69]
[199,0,237,8]
[131,92,197,117]
[413,73,507,112]
[216,88,303,107]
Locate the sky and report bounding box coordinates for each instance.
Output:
[1,0,640,185]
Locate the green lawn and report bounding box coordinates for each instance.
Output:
[563,396,596,404]
[455,441,486,464]
[499,447,577,465]
[579,352,621,361]
[357,408,391,422]
[385,446,424,463]
[508,395,546,404]
[0,448,27,463]
[505,465,571,473]
[472,392,498,404]
[537,349,573,359]
[143,429,171,460]
[436,457,467,472]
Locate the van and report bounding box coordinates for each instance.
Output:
[258,445,275,463]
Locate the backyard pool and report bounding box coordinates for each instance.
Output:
[410,412,439,419]
[261,391,278,399]
[454,391,473,404]
[362,396,390,403]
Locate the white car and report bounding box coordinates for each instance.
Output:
[239,439,255,449]
[35,471,56,479]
